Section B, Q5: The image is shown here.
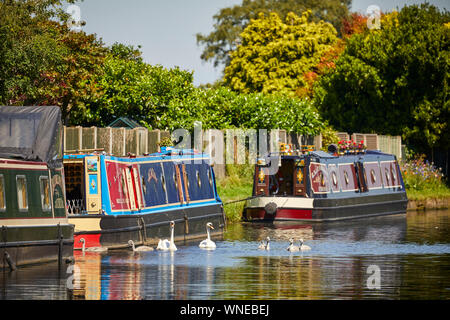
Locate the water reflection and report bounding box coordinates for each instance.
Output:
[1,210,450,300]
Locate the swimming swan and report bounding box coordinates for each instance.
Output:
[258,236,270,250]
[199,222,216,249]
[128,240,154,252]
[258,240,266,250]
[79,238,108,253]
[157,221,177,251]
[287,238,300,252]
[299,238,311,251]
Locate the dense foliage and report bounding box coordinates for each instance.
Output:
[158,86,325,134]
[196,0,351,69]
[223,11,338,95]
[0,0,107,123]
[315,4,450,153]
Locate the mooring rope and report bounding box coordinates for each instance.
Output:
[223,195,262,205]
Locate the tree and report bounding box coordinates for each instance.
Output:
[196,0,351,69]
[223,11,338,95]
[315,4,450,153]
[0,0,107,124]
[81,46,195,128]
[0,0,72,105]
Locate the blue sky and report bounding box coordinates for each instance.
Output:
[72,0,449,86]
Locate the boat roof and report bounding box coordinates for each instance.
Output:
[0,106,62,167]
[63,148,210,162]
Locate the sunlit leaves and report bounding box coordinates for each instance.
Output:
[223,11,338,95]
[315,4,450,152]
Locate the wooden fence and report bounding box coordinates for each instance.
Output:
[63,126,403,178]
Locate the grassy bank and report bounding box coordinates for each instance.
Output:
[216,164,253,223]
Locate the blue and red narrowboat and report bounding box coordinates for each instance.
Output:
[244,148,408,222]
[64,148,224,249]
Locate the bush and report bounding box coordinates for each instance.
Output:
[400,155,448,193]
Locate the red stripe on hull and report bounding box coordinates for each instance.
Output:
[276,208,312,220]
[74,233,101,249]
[246,208,312,221]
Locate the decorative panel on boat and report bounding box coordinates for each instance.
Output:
[161,161,181,204]
[327,164,340,193]
[105,161,131,211]
[338,163,358,192]
[139,162,167,207]
[380,161,402,189]
[182,162,215,202]
[364,162,383,190]
[309,162,330,194]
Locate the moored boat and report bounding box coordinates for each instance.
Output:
[0,106,74,269]
[64,148,224,249]
[244,144,408,222]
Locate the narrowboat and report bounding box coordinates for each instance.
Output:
[243,145,408,222]
[64,148,225,250]
[0,106,74,269]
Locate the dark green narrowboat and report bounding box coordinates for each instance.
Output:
[0,106,74,270]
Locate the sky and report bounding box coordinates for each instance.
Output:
[72,0,449,86]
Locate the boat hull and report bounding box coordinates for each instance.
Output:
[71,203,225,249]
[0,224,74,269]
[244,193,408,222]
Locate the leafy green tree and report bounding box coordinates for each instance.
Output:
[196,0,350,69]
[315,4,450,153]
[0,0,107,124]
[159,86,325,135]
[82,47,195,128]
[223,11,338,95]
[0,0,73,105]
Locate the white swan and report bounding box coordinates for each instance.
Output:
[156,221,177,251]
[299,238,311,251]
[79,238,108,253]
[287,238,300,252]
[258,240,266,250]
[258,236,270,250]
[128,240,154,252]
[199,222,216,249]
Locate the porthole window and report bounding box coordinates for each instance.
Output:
[0,175,5,212]
[196,170,201,188]
[173,171,178,189]
[344,171,349,185]
[39,176,52,212]
[141,176,147,194]
[331,171,338,187]
[16,175,28,211]
[208,169,213,187]
[319,171,326,187]
[391,167,397,182]
[370,169,377,183]
[161,174,167,193]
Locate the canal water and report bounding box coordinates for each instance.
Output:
[1,210,449,300]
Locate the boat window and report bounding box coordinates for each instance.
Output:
[39,176,52,212]
[385,168,390,183]
[16,175,28,211]
[196,170,201,188]
[0,175,5,211]
[391,167,397,182]
[161,174,167,193]
[173,171,178,189]
[207,169,213,187]
[331,171,338,187]
[344,171,349,185]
